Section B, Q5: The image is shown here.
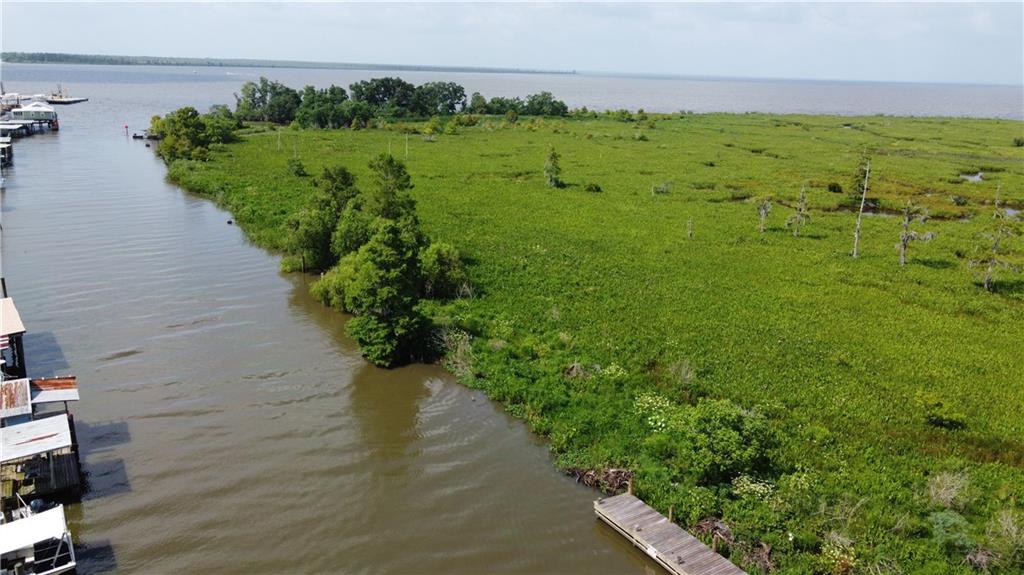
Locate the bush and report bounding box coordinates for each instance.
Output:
[651,181,673,195]
[1014,137,1024,147]
[930,510,974,553]
[310,254,357,309]
[287,157,308,177]
[420,242,468,299]
[584,182,603,193]
[915,390,967,430]
[676,398,775,486]
[828,182,843,194]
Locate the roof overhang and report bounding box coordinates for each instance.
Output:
[0,297,26,336]
[0,505,69,555]
[0,413,73,463]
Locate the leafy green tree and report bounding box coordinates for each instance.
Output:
[524,91,569,116]
[284,165,359,270]
[487,96,524,115]
[331,198,373,258]
[284,200,338,271]
[345,217,429,366]
[150,106,237,162]
[320,165,359,209]
[365,154,416,220]
[412,81,466,116]
[349,77,416,117]
[296,84,350,128]
[468,92,488,114]
[234,77,301,123]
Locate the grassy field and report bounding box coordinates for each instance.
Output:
[167,113,1024,574]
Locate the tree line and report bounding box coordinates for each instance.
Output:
[234,76,570,128]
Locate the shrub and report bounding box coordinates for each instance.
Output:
[1014,137,1024,147]
[287,157,308,177]
[675,398,775,486]
[828,182,843,194]
[544,145,563,188]
[928,471,970,510]
[915,390,967,430]
[420,242,468,298]
[929,510,974,553]
[651,181,673,195]
[584,182,603,193]
[310,254,358,310]
[505,109,518,124]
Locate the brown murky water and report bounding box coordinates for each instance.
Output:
[1,67,656,572]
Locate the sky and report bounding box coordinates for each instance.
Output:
[2,2,1022,86]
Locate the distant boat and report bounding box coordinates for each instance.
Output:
[45,84,88,106]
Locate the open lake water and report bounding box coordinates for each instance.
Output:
[0,62,1020,573]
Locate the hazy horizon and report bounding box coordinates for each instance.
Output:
[2,2,1022,87]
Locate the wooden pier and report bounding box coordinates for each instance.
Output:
[595,493,746,575]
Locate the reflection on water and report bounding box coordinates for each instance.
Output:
[1,67,655,572]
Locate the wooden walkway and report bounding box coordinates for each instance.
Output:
[595,494,746,575]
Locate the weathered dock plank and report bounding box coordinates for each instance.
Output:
[595,493,746,575]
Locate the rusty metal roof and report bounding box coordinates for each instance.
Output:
[31,376,80,404]
[0,378,31,419]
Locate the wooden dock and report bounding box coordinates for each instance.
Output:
[595,493,746,575]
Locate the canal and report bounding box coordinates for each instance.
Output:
[2,65,653,573]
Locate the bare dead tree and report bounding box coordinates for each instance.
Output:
[853,160,871,258]
[786,185,810,237]
[897,200,935,266]
[757,196,772,233]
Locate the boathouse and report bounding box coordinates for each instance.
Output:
[0,411,83,503]
[10,102,57,122]
[0,297,28,379]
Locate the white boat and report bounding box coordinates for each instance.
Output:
[0,500,77,575]
[45,85,88,106]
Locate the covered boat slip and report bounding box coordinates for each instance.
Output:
[595,494,746,575]
[0,505,76,575]
[0,297,27,378]
[0,414,82,502]
[1,377,81,421]
[0,413,73,463]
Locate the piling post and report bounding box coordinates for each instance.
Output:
[627,476,634,495]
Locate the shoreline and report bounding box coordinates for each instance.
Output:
[159,111,1024,573]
